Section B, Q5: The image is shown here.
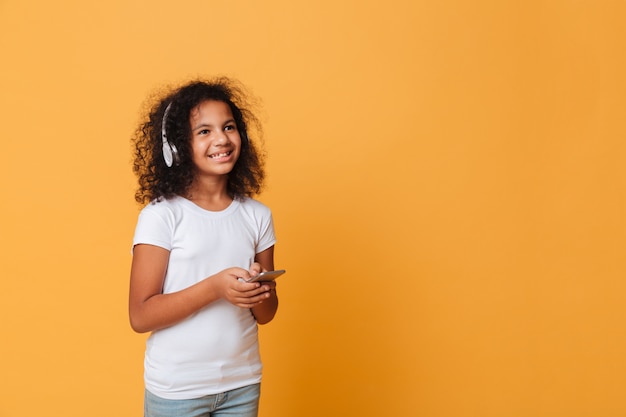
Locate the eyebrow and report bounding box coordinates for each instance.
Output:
[192,119,236,132]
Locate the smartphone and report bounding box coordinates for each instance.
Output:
[246,269,286,283]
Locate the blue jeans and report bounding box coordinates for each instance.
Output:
[144,384,261,417]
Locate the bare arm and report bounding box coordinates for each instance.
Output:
[129,244,270,333]
[250,246,279,325]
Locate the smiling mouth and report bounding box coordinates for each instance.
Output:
[209,151,232,158]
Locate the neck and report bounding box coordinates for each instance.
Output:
[186,177,232,211]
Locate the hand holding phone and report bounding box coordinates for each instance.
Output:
[246,269,286,283]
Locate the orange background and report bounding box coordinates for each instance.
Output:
[1,1,625,416]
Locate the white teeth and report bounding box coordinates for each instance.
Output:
[209,151,230,158]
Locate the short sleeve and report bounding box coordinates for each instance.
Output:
[256,208,276,254]
[132,204,173,252]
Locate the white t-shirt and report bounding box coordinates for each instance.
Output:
[132,196,276,399]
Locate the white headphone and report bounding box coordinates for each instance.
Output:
[161,102,179,167]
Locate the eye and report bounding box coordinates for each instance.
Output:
[198,129,210,135]
[224,124,236,131]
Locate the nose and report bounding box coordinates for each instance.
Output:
[215,130,230,145]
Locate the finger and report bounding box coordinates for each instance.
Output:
[234,280,262,292]
[234,289,272,302]
[249,262,262,276]
[236,301,263,309]
[247,283,275,295]
[261,281,277,290]
[233,293,271,308]
[230,268,252,281]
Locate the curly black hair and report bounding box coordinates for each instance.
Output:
[132,77,265,205]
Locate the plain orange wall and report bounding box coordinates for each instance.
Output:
[1,1,625,416]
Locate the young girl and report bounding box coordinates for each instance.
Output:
[129,77,279,417]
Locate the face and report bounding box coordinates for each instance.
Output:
[188,100,242,180]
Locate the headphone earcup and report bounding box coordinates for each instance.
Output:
[163,142,179,167]
[161,101,179,168]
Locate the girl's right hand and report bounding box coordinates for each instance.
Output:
[211,268,273,308]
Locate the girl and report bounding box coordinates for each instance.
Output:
[129,77,279,417]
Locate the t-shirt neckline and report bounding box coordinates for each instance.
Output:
[177,196,241,218]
